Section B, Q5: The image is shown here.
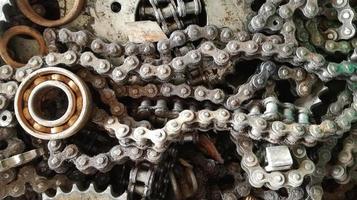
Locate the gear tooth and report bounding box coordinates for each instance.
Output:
[106,185,113,192]
[106,185,115,197]
[72,184,80,192]
[88,183,97,193]
[41,193,51,200]
[119,191,129,200]
[57,186,64,194]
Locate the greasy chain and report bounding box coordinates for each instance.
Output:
[0,0,356,199]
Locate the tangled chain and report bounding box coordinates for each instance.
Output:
[0,0,356,199]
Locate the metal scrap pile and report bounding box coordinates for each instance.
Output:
[0,0,356,199]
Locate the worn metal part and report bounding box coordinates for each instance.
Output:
[0,26,47,68]
[0,148,44,172]
[0,165,71,199]
[14,67,92,140]
[0,128,24,160]
[0,0,11,23]
[59,0,169,43]
[0,0,357,199]
[16,0,85,27]
[203,0,254,32]
[264,145,293,172]
[42,184,128,200]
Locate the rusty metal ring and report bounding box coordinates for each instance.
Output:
[16,0,85,27]
[0,26,47,68]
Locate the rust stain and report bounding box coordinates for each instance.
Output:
[197,134,224,164]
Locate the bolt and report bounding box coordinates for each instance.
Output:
[327,33,334,39]
[203,111,210,118]
[137,129,145,135]
[175,59,184,66]
[342,12,351,19]
[132,89,139,94]
[51,157,60,165]
[163,86,171,93]
[12,186,19,193]
[99,61,107,69]
[265,43,273,50]
[275,175,283,182]
[197,90,205,97]
[131,148,139,154]
[305,162,313,170]
[293,173,301,180]
[184,111,192,118]
[149,150,159,157]
[113,106,122,113]
[127,58,136,66]
[207,28,215,36]
[93,42,101,49]
[277,122,285,130]
[238,114,246,121]
[204,43,213,51]
[83,54,91,62]
[255,172,264,180]
[30,58,39,66]
[1,67,8,74]
[142,66,150,74]
[65,53,73,60]
[223,31,231,38]
[170,121,179,128]
[243,89,251,96]
[107,118,115,124]
[281,69,289,76]
[160,67,168,74]
[7,85,14,92]
[247,156,255,163]
[96,157,105,164]
[160,43,169,50]
[248,43,256,49]
[113,149,122,156]
[296,148,304,155]
[343,27,352,35]
[190,52,199,59]
[114,69,123,77]
[66,147,75,156]
[147,88,154,94]
[2,173,9,179]
[218,53,227,60]
[220,110,228,116]
[282,46,291,53]
[214,92,222,99]
[285,25,293,32]
[174,35,183,42]
[143,46,151,53]
[336,0,343,5]
[181,87,188,94]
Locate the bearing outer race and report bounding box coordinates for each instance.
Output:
[15,67,92,140]
[0,26,47,68]
[16,0,85,27]
[27,80,76,128]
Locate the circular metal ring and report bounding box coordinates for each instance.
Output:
[0,26,47,68]
[15,67,92,140]
[16,0,85,27]
[27,80,76,128]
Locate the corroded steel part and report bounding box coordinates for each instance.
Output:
[0,26,47,68]
[16,0,85,27]
[0,0,357,199]
[14,67,92,140]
